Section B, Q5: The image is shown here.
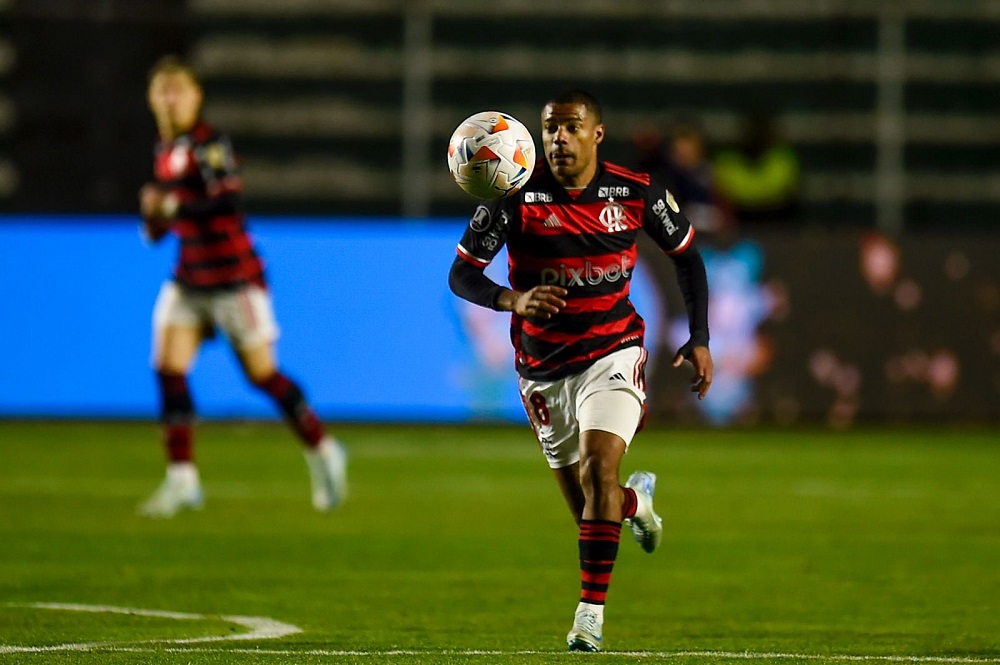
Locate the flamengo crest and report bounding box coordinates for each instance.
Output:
[599,200,628,233]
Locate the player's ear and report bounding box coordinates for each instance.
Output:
[594,123,605,145]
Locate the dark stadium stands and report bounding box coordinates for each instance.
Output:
[2,0,998,228]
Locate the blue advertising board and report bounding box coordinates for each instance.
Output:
[0,216,659,422]
[0,217,506,420]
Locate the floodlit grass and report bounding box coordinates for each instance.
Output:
[0,421,998,664]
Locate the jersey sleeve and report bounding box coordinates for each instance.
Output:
[642,176,696,255]
[193,133,242,198]
[455,198,516,268]
[175,134,242,220]
[449,198,518,310]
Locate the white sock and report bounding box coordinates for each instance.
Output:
[318,436,342,451]
[576,601,604,623]
[167,462,198,484]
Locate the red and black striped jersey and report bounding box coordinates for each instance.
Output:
[153,121,265,291]
[456,160,697,381]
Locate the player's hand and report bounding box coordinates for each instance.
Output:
[139,183,165,219]
[512,286,567,320]
[140,184,180,220]
[672,342,713,400]
[141,216,171,242]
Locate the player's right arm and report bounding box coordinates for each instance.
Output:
[139,182,171,243]
[447,200,567,318]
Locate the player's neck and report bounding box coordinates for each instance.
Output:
[552,161,598,191]
[555,173,594,192]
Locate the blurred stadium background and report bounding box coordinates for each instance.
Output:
[1,0,998,425]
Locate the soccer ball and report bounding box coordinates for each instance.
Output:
[447,111,535,199]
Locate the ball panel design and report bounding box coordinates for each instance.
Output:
[447,111,536,200]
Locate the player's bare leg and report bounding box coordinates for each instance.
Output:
[238,343,348,511]
[552,464,586,524]
[235,341,274,383]
[579,429,627,521]
[139,324,204,517]
[156,324,202,375]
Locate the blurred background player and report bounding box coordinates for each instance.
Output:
[137,56,347,518]
[448,90,713,652]
[631,118,731,238]
[713,109,801,225]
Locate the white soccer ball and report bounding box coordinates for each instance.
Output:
[447,111,536,199]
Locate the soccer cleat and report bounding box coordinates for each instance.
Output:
[566,606,603,652]
[304,438,348,511]
[624,470,663,554]
[137,464,204,518]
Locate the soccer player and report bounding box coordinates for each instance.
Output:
[448,90,713,652]
[137,56,347,518]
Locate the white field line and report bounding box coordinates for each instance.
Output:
[3,603,998,662]
[0,602,301,654]
[3,646,1000,662]
[159,649,1000,662]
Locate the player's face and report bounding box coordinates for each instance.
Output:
[541,103,604,187]
[148,71,203,137]
[671,133,704,169]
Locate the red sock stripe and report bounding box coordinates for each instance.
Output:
[579,521,623,541]
[164,424,193,463]
[578,519,621,606]
[581,570,613,585]
[621,487,638,520]
[160,374,188,395]
[260,372,293,396]
[296,408,324,447]
[258,372,325,447]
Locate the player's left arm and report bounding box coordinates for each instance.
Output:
[643,181,713,399]
[669,245,713,399]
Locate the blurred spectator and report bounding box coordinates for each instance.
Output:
[713,110,800,225]
[631,119,730,238]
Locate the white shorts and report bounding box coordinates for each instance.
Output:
[152,280,280,353]
[518,346,648,469]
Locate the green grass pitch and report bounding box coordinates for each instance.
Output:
[1,421,998,664]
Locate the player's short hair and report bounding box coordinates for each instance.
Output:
[545,89,603,124]
[148,55,201,88]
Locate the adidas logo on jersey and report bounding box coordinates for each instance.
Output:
[609,372,627,382]
[542,214,562,228]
